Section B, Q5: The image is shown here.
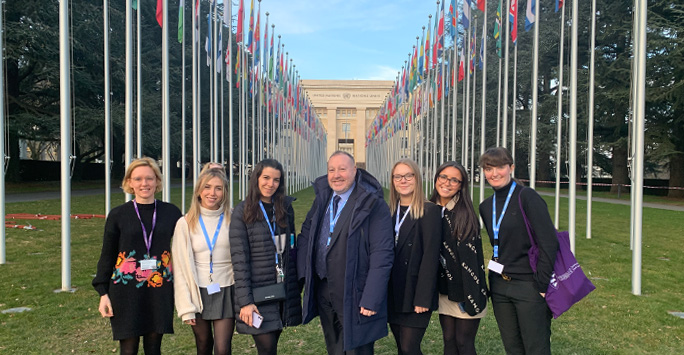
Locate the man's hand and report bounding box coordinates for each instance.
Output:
[360,307,376,317]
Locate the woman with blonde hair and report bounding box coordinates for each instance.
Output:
[387,159,442,355]
[93,157,182,355]
[173,168,234,355]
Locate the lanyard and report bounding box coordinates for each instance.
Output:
[492,181,517,259]
[199,213,225,274]
[259,201,280,265]
[394,202,411,246]
[132,200,157,255]
[327,195,348,246]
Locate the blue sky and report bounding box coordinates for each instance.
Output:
[232,0,442,81]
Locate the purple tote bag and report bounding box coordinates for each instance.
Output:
[519,192,595,318]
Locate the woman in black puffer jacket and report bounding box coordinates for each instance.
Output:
[229,159,302,355]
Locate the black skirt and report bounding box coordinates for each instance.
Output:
[198,286,235,320]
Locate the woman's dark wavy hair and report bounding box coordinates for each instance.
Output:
[243,159,288,228]
[429,161,479,242]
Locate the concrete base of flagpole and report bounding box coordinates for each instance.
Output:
[53,287,77,294]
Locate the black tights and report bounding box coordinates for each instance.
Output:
[119,333,163,355]
[439,314,481,355]
[252,330,282,355]
[389,323,427,355]
[191,317,236,355]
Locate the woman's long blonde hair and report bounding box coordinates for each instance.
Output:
[389,159,425,219]
[185,168,231,232]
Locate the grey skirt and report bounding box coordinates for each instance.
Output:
[198,286,235,320]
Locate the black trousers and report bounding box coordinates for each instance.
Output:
[489,275,552,355]
[316,277,375,355]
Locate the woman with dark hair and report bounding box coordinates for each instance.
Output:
[93,157,182,355]
[478,147,558,355]
[387,159,442,355]
[429,161,488,355]
[173,168,234,355]
[229,159,302,355]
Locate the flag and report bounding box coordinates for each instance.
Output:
[425,17,431,73]
[476,0,486,12]
[194,0,200,43]
[494,1,502,57]
[555,0,564,12]
[479,28,485,70]
[216,20,222,72]
[525,0,535,32]
[263,15,269,77]
[156,0,163,27]
[205,14,212,67]
[254,6,261,63]
[418,29,425,77]
[246,0,255,52]
[236,0,244,44]
[458,49,465,81]
[132,0,137,10]
[269,33,276,80]
[450,0,458,39]
[470,31,476,75]
[224,0,230,24]
[462,0,471,28]
[510,0,518,44]
[432,4,440,67]
[178,0,184,43]
[436,0,445,57]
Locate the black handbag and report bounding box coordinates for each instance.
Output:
[252,283,286,305]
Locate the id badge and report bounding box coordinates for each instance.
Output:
[140,259,157,270]
[207,283,220,295]
[276,266,285,283]
[487,260,504,274]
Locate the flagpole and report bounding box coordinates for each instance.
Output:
[569,0,579,252]
[512,43,517,165]
[162,0,171,202]
[464,18,471,172]
[125,0,133,202]
[554,3,566,228]
[213,4,219,162]
[496,0,503,146]
[480,5,487,206]
[59,0,73,292]
[470,18,477,198]
[502,0,511,148]
[136,1,141,159]
[197,1,203,178]
[530,0,539,189]
[586,0,597,239]
[192,0,199,188]
[103,0,112,217]
[228,1,234,208]
[181,0,187,211]
[451,27,459,159]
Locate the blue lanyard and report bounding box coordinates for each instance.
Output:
[492,182,517,259]
[327,195,348,246]
[199,213,224,274]
[132,200,156,256]
[259,201,279,265]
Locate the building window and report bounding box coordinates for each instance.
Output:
[365,108,379,120]
[336,108,356,119]
[338,140,354,156]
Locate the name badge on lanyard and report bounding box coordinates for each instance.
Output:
[259,201,285,282]
[133,200,158,270]
[199,213,225,294]
[394,202,411,246]
[327,196,348,247]
[490,181,517,273]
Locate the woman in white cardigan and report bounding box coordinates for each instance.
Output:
[173,168,234,355]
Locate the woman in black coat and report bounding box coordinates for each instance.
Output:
[229,159,301,355]
[429,161,488,355]
[387,159,442,355]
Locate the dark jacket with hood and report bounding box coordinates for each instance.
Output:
[297,169,394,351]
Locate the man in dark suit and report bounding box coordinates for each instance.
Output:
[297,151,394,354]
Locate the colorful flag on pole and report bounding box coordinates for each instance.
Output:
[450,0,458,39]
[205,14,212,67]
[156,0,163,27]
[470,31,476,75]
[178,0,184,43]
[479,28,485,70]
[132,0,137,10]
[246,0,255,52]
[476,0,486,12]
[425,17,431,74]
[436,0,445,57]
[216,20,222,72]
[194,0,200,43]
[236,0,244,44]
[555,0,564,12]
[494,1,502,57]
[254,6,261,63]
[418,30,425,77]
[459,49,465,81]
[462,0,471,28]
[525,0,535,32]
[510,0,518,45]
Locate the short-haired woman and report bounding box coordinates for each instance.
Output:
[93,157,182,355]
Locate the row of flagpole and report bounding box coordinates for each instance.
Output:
[364,0,648,295]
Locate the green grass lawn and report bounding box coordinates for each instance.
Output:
[1,185,682,354]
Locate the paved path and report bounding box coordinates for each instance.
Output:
[5,186,684,212]
[536,190,684,212]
